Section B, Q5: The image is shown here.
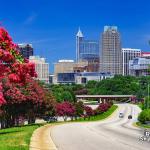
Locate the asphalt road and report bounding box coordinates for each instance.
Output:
[51,104,150,150]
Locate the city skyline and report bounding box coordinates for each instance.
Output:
[1,0,150,72]
[15,25,150,73]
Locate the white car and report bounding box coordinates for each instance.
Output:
[119,113,124,118]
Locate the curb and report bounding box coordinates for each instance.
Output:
[29,124,57,150]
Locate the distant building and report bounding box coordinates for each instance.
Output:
[76,28,100,72]
[53,59,113,84]
[29,56,49,83]
[122,48,141,75]
[54,60,76,75]
[18,43,33,59]
[57,73,76,84]
[54,59,89,83]
[129,57,150,76]
[55,72,113,84]
[100,26,122,75]
[49,74,54,84]
[141,52,150,58]
[75,72,113,84]
[54,59,91,74]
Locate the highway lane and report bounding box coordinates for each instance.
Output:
[51,104,150,150]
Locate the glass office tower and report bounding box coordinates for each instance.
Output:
[76,28,100,72]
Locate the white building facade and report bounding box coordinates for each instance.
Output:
[75,72,113,84]
[129,57,150,76]
[29,56,49,83]
[122,48,141,75]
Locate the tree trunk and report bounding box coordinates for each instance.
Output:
[28,117,35,124]
[0,119,5,129]
[63,116,67,121]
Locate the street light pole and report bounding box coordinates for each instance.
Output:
[148,83,150,109]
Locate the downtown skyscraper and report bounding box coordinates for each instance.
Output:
[76,28,100,72]
[100,26,122,75]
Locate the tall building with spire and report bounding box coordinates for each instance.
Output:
[100,26,122,75]
[76,28,84,62]
[76,28,100,72]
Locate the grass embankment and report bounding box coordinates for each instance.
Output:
[136,122,150,129]
[0,124,43,150]
[76,105,118,122]
[138,102,144,110]
[0,105,118,149]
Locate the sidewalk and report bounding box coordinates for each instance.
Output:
[30,124,57,150]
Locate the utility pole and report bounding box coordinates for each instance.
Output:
[148,83,150,109]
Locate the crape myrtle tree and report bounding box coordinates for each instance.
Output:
[56,101,75,121]
[0,27,56,128]
[84,106,94,120]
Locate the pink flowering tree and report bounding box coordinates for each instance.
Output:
[0,27,56,128]
[0,28,37,84]
[0,27,38,127]
[56,101,75,121]
[84,106,93,120]
[96,103,110,114]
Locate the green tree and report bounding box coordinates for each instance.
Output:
[61,91,74,102]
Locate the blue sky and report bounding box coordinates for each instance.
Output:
[1,0,150,72]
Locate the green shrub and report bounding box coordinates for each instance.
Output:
[138,109,150,124]
[74,101,84,117]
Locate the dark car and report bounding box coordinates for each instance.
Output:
[128,115,132,119]
[43,116,57,122]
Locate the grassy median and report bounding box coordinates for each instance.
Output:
[75,105,118,122]
[0,124,43,150]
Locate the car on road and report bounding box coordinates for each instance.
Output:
[43,116,57,122]
[119,113,124,118]
[128,115,132,119]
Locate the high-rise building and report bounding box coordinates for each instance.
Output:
[76,28,100,72]
[29,56,49,83]
[122,48,141,75]
[18,43,33,59]
[76,28,84,62]
[100,26,122,75]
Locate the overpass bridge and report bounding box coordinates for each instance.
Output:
[76,95,136,103]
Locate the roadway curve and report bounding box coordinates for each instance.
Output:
[51,104,150,150]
